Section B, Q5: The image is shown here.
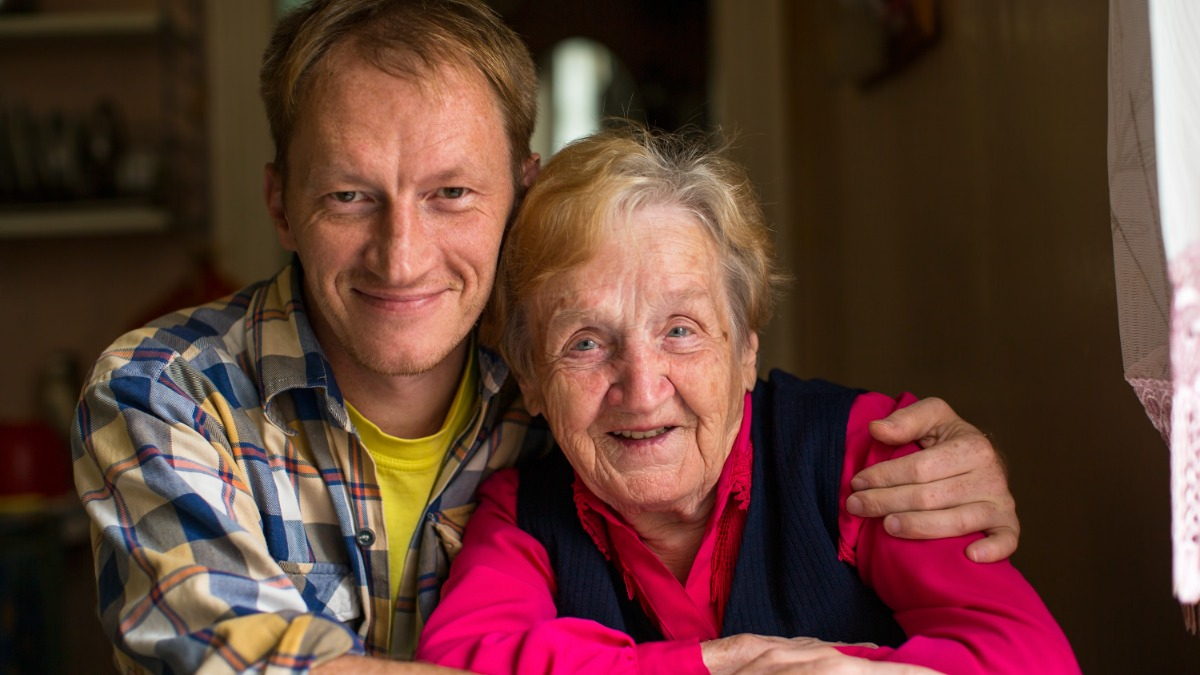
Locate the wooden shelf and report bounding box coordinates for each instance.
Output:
[0,10,159,38]
[0,203,171,238]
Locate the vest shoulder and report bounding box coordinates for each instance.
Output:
[756,369,864,401]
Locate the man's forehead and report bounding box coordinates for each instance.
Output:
[288,48,509,170]
[313,38,494,106]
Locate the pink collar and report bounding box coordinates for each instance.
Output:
[569,393,754,639]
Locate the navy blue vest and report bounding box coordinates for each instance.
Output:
[516,370,906,646]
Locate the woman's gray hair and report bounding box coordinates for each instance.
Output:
[487,123,789,382]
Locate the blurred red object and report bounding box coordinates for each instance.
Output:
[0,421,73,498]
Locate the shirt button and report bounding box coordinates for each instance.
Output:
[355,528,376,547]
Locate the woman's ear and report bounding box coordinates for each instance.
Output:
[518,373,544,418]
[740,332,759,392]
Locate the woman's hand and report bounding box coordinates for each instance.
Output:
[845,396,1018,563]
[701,635,941,674]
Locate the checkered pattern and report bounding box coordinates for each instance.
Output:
[72,262,539,673]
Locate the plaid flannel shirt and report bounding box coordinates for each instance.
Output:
[72,263,542,673]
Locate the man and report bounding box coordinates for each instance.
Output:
[72,1,1017,673]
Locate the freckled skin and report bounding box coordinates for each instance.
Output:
[266,44,519,381]
[520,205,759,534]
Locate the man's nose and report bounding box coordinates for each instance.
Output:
[370,199,430,283]
[607,344,673,413]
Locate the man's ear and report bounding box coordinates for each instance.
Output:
[740,332,759,392]
[521,153,541,191]
[264,163,296,252]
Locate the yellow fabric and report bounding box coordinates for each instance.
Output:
[346,347,479,646]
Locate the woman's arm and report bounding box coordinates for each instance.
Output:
[415,469,706,675]
[838,393,1080,675]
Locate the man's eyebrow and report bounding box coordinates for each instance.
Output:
[299,163,366,185]
[429,159,502,184]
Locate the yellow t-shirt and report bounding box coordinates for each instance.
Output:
[346,348,479,628]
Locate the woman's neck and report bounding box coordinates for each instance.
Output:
[625,493,716,583]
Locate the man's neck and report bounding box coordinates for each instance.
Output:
[334,340,470,439]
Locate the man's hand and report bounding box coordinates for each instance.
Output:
[701,635,941,674]
[844,396,1018,564]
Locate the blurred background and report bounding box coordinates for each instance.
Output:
[1,0,1197,672]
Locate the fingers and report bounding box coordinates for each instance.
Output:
[868,396,977,448]
[848,459,1010,517]
[847,487,1020,563]
[875,491,1018,535]
[704,634,846,675]
[965,527,1020,563]
[853,431,995,491]
[737,650,941,675]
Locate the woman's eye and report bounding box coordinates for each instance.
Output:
[332,191,358,203]
[572,338,598,352]
[667,326,692,338]
[437,187,467,199]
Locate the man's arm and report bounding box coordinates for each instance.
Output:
[843,397,1018,564]
[73,340,363,673]
[836,392,1079,673]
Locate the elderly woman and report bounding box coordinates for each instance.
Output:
[416,126,1079,674]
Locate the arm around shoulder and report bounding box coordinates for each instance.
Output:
[840,394,1079,674]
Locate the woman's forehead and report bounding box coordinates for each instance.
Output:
[533,218,726,325]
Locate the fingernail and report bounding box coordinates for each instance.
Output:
[846,495,863,514]
[850,476,869,491]
[871,418,895,428]
[883,515,901,535]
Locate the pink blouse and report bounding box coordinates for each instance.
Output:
[416,392,1080,674]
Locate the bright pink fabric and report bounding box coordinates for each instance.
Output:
[416,392,1080,674]
[568,393,754,640]
[830,392,1080,674]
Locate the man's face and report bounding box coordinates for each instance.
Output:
[267,46,528,380]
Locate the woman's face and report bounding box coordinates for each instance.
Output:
[521,204,759,522]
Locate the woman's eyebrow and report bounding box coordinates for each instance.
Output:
[544,307,595,335]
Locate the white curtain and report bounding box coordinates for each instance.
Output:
[1109,0,1200,629]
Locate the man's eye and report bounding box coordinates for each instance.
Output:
[437,187,467,199]
[572,338,598,352]
[667,326,692,338]
[332,191,358,203]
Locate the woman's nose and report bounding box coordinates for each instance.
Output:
[607,346,673,413]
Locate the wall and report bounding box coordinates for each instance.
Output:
[731,0,1200,672]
